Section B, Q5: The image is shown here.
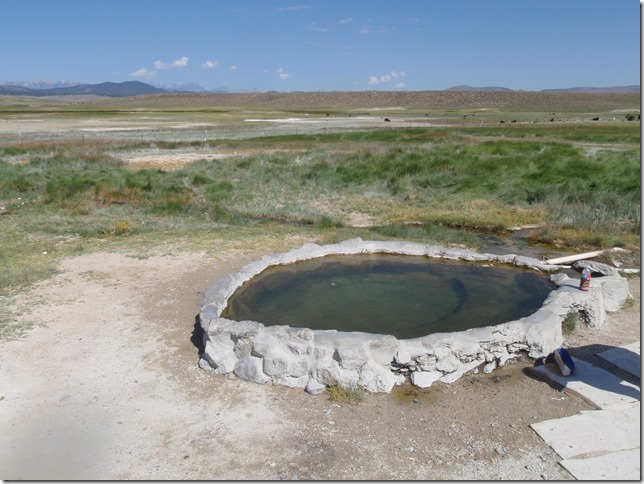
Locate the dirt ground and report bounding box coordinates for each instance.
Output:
[0,248,640,480]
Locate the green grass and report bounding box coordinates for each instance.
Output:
[0,125,639,247]
[563,311,580,334]
[0,120,640,340]
[326,382,365,404]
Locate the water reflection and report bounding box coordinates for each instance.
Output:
[223,254,554,340]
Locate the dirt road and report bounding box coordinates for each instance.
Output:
[0,249,639,479]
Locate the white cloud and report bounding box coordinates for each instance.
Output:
[338,17,352,24]
[395,82,406,88]
[154,56,189,70]
[277,67,290,80]
[367,70,407,86]
[229,65,238,71]
[202,60,219,69]
[130,68,156,79]
[277,4,311,12]
[307,23,328,32]
[359,24,395,35]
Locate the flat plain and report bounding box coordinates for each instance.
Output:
[0,90,640,479]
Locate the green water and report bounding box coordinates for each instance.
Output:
[222,254,554,340]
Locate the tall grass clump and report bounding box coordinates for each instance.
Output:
[0,153,236,231]
[326,382,365,404]
[368,222,482,248]
[293,139,638,241]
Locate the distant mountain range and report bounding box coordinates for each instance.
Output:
[445,84,640,93]
[444,85,514,92]
[0,80,639,97]
[0,80,278,96]
[0,81,168,97]
[540,85,641,94]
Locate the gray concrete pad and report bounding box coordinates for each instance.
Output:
[530,349,641,481]
[559,448,640,481]
[597,341,641,379]
[527,357,640,409]
[530,401,640,459]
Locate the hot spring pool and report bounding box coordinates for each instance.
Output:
[198,239,628,393]
[222,254,554,339]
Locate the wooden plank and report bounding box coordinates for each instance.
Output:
[543,249,608,265]
[543,247,629,265]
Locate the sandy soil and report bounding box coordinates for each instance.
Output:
[0,249,639,480]
[119,148,309,171]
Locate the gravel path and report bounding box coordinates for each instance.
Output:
[0,250,639,480]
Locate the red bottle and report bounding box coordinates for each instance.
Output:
[579,267,591,291]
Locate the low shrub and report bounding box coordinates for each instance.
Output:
[563,311,580,333]
[317,215,343,229]
[109,220,136,236]
[326,382,365,404]
[45,175,95,202]
[205,181,234,202]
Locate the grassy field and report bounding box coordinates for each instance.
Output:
[0,91,640,336]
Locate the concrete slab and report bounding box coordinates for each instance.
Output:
[559,448,640,481]
[527,357,640,409]
[530,400,640,460]
[598,341,641,379]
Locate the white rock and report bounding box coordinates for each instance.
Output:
[335,344,369,370]
[369,335,400,366]
[411,370,443,388]
[233,356,270,384]
[598,277,631,312]
[359,362,400,393]
[305,378,327,395]
[394,348,412,365]
[262,354,289,377]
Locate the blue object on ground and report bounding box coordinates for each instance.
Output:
[554,347,575,376]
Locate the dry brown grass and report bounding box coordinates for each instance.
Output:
[93,90,640,113]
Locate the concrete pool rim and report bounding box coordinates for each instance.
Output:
[198,238,631,393]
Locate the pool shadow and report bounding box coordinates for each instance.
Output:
[569,343,640,382]
[559,283,581,290]
[191,314,205,355]
[524,343,641,403]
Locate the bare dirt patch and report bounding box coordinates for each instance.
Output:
[120,148,307,170]
[0,249,639,479]
[123,150,240,170]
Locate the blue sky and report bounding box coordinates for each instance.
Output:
[3,0,641,91]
